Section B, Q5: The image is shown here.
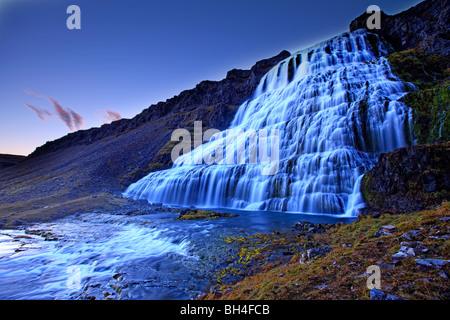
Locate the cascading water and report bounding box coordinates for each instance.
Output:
[124,29,414,216]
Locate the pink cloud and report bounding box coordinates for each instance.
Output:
[24,91,85,131]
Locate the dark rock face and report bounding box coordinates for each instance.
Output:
[29,51,290,158]
[350,0,450,66]
[360,142,450,215]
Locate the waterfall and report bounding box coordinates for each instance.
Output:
[124,29,413,216]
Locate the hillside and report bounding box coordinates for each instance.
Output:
[0,51,288,228]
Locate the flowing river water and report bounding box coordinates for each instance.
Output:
[0,208,353,300]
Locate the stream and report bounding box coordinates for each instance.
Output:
[0,208,354,300]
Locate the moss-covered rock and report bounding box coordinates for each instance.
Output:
[175,209,238,220]
[401,81,450,144]
[387,48,449,145]
[360,142,450,215]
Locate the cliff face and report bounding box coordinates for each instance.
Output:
[350,0,450,64]
[360,142,450,215]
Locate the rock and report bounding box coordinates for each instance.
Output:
[360,142,450,215]
[392,246,416,263]
[377,263,396,270]
[316,284,329,291]
[341,243,352,248]
[400,230,423,241]
[292,221,330,234]
[400,241,418,248]
[415,259,450,271]
[392,252,408,264]
[382,225,397,233]
[415,244,429,254]
[374,225,397,238]
[350,0,450,61]
[307,245,333,259]
[370,289,407,300]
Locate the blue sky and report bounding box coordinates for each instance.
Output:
[0,0,422,155]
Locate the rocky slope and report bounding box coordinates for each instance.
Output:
[0,51,289,227]
[29,51,290,158]
[0,154,26,170]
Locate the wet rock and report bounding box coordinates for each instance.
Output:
[370,289,407,300]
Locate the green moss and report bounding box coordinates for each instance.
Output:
[401,81,450,144]
[386,47,449,144]
[387,49,446,89]
[360,173,374,203]
[175,209,238,220]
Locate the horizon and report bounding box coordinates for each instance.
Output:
[0,0,422,156]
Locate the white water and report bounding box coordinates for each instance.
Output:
[0,214,192,299]
[125,30,414,216]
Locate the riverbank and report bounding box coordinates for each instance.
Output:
[203,201,450,300]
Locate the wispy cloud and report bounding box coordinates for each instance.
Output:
[24,103,53,122]
[68,108,85,130]
[24,90,85,131]
[98,109,122,124]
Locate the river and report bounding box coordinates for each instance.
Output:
[0,208,354,300]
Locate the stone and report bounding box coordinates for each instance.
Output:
[392,252,408,264]
[382,225,397,233]
[377,263,396,270]
[415,259,450,271]
[400,241,418,248]
[391,245,416,263]
[400,230,422,241]
[370,289,407,300]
